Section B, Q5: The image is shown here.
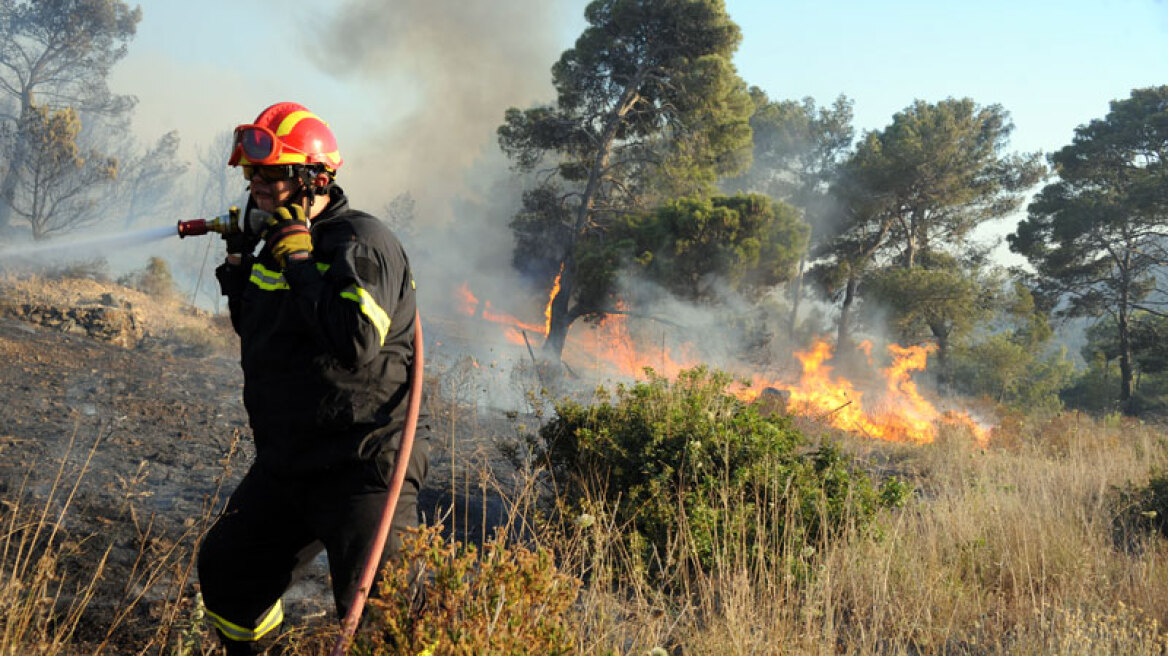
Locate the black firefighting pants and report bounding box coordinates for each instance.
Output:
[196,440,427,653]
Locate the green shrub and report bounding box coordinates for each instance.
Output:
[1111,472,1168,551]
[536,367,903,578]
[361,525,580,656]
[119,256,176,300]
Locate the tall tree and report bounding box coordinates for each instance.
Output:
[0,0,140,233]
[814,98,1044,349]
[497,0,753,361]
[728,91,854,332]
[5,103,116,239]
[1009,86,1168,410]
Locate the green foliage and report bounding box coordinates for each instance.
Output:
[573,192,808,308]
[865,263,990,343]
[507,184,574,284]
[1110,473,1168,552]
[728,90,854,209]
[1009,86,1168,406]
[1063,313,1168,415]
[947,281,1073,412]
[536,367,901,576]
[813,98,1043,348]
[361,525,580,656]
[841,97,1043,267]
[952,334,1074,413]
[1084,313,1168,377]
[1060,352,1124,415]
[498,0,756,358]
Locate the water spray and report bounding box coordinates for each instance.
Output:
[0,224,182,261]
[0,206,258,262]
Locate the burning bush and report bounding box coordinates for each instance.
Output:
[535,367,909,579]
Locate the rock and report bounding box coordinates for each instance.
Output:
[752,386,791,417]
[7,303,144,348]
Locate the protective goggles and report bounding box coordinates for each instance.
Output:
[242,164,301,182]
[228,124,306,166]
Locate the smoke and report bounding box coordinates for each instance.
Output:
[311,0,583,227]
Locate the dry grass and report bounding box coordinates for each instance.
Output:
[551,411,1168,655]
[0,427,244,656]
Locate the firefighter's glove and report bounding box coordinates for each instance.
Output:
[262,205,313,269]
[223,230,260,257]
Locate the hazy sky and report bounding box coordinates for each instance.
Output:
[112,0,1168,236]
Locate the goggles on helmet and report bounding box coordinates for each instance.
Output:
[229,124,307,166]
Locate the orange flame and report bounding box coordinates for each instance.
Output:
[564,305,701,380]
[455,282,542,345]
[735,339,989,445]
[545,263,564,337]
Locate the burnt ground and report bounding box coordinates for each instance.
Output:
[0,274,520,654]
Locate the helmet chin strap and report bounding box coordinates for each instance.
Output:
[291,167,329,218]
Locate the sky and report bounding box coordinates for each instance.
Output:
[110,0,1168,260]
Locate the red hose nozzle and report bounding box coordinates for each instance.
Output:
[177,207,243,239]
[176,218,209,238]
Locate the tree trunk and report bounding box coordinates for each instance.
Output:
[540,64,649,364]
[543,249,576,360]
[837,272,857,352]
[930,322,952,393]
[1118,305,1134,413]
[787,255,805,335]
[0,93,36,235]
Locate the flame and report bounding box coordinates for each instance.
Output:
[456,283,479,316]
[734,339,990,446]
[545,263,564,337]
[456,282,543,344]
[565,304,702,380]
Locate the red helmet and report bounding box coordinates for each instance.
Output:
[227,102,343,170]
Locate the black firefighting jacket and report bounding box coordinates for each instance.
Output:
[215,186,417,474]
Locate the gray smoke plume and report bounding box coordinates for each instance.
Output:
[311,0,584,227]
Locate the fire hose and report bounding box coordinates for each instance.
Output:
[332,311,424,655]
[178,212,425,654]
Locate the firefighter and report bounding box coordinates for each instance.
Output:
[197,101,427,655]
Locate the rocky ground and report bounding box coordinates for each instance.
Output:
[0,270,519,654]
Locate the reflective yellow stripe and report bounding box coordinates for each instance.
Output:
[249,262,329,290]
[205,600,283,642]
[275,110,315,136]
[249,263,288,290]
[341,285,391,346]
